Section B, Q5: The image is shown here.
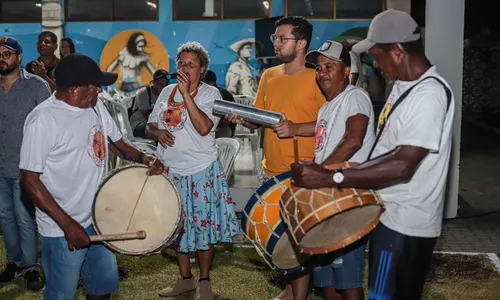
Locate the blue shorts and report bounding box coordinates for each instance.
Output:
[40,225,119,299]
[312,241,367,290]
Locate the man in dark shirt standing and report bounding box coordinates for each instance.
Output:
[202,70,236,138]
[0,36,50,290]
[25,31,59,92]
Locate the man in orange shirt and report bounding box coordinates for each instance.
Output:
[228,16,326,300]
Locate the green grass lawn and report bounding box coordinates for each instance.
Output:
[1,240,500,299]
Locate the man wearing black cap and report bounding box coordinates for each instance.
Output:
[129,69,169,138]
[277,40,375,300]
[202,70,236,138]
[19,53,165,300]
[0,36,50,291]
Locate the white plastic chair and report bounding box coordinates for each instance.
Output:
[98,92,157,169]
[215,137,240,181]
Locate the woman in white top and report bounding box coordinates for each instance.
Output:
[147,42,239,300]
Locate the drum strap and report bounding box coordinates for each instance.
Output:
[367,76,452,161]
[92,107,134,161]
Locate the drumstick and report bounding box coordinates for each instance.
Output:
[293,136,298,163]
[90,230,147,242]
[125,157,157,233]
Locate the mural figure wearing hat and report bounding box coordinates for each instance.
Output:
[225,37,258,96]
[106,32,156,95]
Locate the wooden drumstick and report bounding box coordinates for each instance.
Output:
[293,136,298,163]
[125,157,158,233]
[90,230,147,242]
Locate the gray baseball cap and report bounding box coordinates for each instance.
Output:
[352,9,420,54]
[305,40,351,67]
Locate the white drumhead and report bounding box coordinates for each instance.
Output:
[93,165,182,255]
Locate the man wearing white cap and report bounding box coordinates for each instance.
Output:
[289,9,455,300]
[278,39,376,300]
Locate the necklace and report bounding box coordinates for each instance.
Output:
[282,65,306,76]
[169,84,200,106]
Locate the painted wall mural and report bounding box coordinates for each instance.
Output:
[225,38,259,96]
[1,0,371,98]
[100,29,170,97]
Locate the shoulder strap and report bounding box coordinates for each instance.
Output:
[367,76,452,160]
[92,106,132,161]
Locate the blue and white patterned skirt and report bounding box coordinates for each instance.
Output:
[168,160,240,252]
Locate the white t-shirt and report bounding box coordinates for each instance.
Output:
[148,83,221,175]
[314,85,375,165]
[19,95,122,237]
[373,66,454,238]
[349,51,360,85]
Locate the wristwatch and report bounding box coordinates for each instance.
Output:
[332,168,345,185]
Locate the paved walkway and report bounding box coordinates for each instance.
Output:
[436,119,500,253]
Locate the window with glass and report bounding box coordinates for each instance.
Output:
[285,0,384,19]
[173,0,271,20]
[65,0,158,22]
[0,0,42,23]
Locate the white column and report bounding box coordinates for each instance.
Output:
[386,0,411,13]
[41,0,64,58]
[425,0,465,219]
[204,0,215,17]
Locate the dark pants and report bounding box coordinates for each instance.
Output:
[368,223,437,300]
[133,122,147,138]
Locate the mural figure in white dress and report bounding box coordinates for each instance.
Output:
[106,32,155,94]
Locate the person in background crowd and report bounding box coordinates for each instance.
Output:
[60,37,76,58]
[341,41,360,86]
[129,69,170,138]
[0,36,50,291]
[202,70,236,138]
[26,31,59,92]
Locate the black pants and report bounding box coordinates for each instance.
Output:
[368,223,437,300]
[133,122,147,138]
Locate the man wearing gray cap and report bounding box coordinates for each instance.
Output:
[278,40,375,300]
[289,9,455,300]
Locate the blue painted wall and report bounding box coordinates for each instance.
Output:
[0,23,43,65]
[1,0,370,90]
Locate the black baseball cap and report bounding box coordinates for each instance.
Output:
[202,70,216,83]
[153,69,168,80]
[54,53,117,87]
[0,36,23,54]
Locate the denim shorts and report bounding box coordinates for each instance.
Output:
[312,241,367,290]
[40,225,119,299]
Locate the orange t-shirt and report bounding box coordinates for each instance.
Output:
[253,64,326,177]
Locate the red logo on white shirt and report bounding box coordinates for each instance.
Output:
[87,125,106,167]
[315,119,327,151]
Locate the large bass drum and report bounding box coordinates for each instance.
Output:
[92,164,183,256]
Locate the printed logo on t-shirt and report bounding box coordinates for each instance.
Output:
[160,102,187,132]
[87,125,106,167]
[315,119,327,151]
[377,103,392,131]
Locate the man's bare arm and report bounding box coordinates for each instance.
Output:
[291,145,429,190]
[322,114,368,165]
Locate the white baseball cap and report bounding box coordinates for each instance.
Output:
[352,9,421,54]
[305,40,351,67]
